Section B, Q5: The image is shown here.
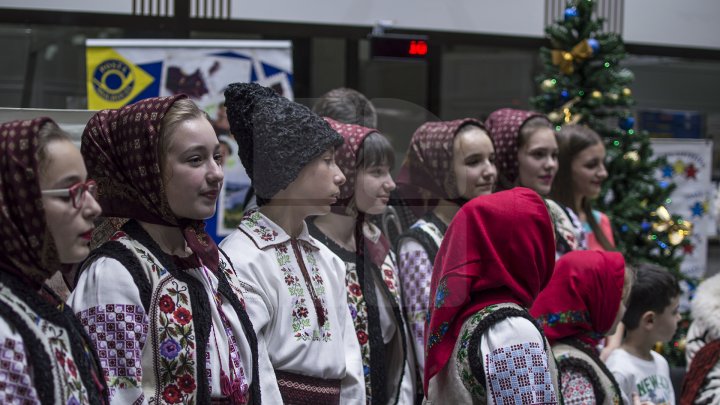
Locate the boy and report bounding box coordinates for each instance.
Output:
[606,263,681,405]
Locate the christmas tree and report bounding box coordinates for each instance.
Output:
[530,0,692,274]
[531,0,693,366]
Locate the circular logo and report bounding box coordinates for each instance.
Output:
[92,59,134,102]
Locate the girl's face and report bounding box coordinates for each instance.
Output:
[571,142,607,200]
[452,127,497,199]
[40,140,102,265]
[274,148,346,217]
[163,118,224,220]
[355,164,395,215]
[517,128,558,195]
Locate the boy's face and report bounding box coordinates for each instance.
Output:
[651,295,681,343]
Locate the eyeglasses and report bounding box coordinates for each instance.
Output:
[41,180,98,209]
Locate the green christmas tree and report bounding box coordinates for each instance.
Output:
[531,0,692,274]
[531,0,693,366]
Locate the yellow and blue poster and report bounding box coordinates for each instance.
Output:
[86,39,293,242]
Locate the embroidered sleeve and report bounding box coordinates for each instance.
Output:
[69,257,149,405]
[560,366,596,405]
[397,238,432,371]
[482,317,558,405]
[0,324,40,404]
[336,257,366,403]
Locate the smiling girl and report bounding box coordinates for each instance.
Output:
[70,96,260,405]
[308,119,415,404]
[0,117,107,404]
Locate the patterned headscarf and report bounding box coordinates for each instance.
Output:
[530,250,626,347]
[396,118,485,216]
[0,117,61,287]
[424,188,555,392]
[485,108,550,185]
[82,95,219,271]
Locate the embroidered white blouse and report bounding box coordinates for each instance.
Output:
[219,210,366,404]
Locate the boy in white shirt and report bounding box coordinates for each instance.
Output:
[606,263,681,405]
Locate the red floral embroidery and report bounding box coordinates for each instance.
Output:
[294,306,309,318]
[173,307,193,325]
[383,269,394,278]
[357,330,369,345]
[55,349,65,367]
[385,279,395,290]
[163,384,183,404]
[177,374,197,394]
[349,283,362,297]
[67,358,77,378]
[159,294,175,313]
[284,274,296,286]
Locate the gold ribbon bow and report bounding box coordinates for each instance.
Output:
[652,206,693,246]
[551,39,594,75]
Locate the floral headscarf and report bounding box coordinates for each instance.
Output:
[423,187,555,392]
[82,95,219,271]
[485,108,549,185]
[0,117,61,287]
[530,250,626,347]
[396,118,485,216]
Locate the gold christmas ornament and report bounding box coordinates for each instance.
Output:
[624,151,640,162]
[591,90,602,99]
[547,112,562,122]
[651,206,693,245]
[607,93,620,101]
[622,87,632,97]
[551,39,594,75]
[653,342,664,354]
[678,337,687,352]
[541,79,556,91]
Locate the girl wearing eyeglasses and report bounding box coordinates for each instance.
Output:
[0,117,107,404]
[69,96,261,405]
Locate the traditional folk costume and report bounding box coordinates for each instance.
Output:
[424,188,560,405]
[307,119,415,404]
[485,108,586,257]
[531,250,626,405]
[394,118,485,373]
[682,273,720,405]
[220,83,365,404]
[0,118,108,404]
[70,96,260,405]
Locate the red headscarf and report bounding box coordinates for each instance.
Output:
[423,187,555,392]
[0,117,61,287]
[530,250,626,347]
[396,118,486,217]
[82,95,219,271]
[323,118,390,267]
[485,108,549,185]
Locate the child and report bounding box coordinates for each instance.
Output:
[531,250,631,405]
[309,119,415,404]
[220,83,365,404]
[606,263,680,405]
[0,118,107,403]
[71,96,260,404]
[424,188,559,404]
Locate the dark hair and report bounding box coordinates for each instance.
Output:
[495,116,553,191]
[37,121,72,172]
[622,263,680,330]
[357,132,395,170]
[313,88,377,129]
[549,124,614,250]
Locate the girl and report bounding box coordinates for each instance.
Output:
[0,117,107,403]
[395,119,496,372]
[550,124,614,251]
[220,83,365,404]
[70,95,260,404]
[424,188,559,404]
[531,250,631,405]
[308,119,415,404]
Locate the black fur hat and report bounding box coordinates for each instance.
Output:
[225,82,344,202]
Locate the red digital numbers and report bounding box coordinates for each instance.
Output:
[408,40,428,56]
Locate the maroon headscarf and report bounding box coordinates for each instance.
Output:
[485,108,549,185]
[324,118,390,268]
[423,187,555,393]
[0,117,61,288]
[82,95,219,271]
[396,118,485,217]
[530,250,626,347]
